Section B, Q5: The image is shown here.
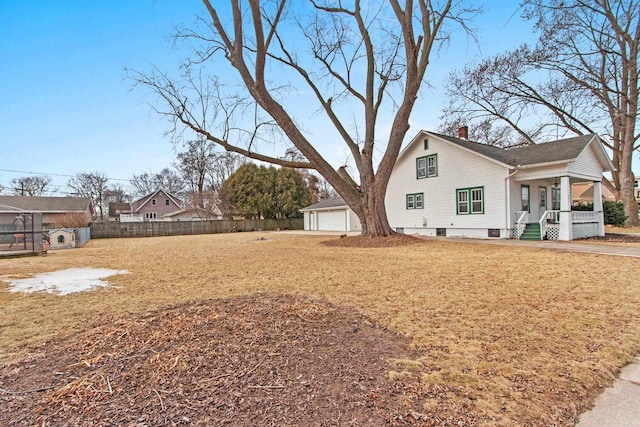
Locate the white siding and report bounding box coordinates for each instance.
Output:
[348,209,362,232]
[303,208,359,231]
[514,164,568,181]
[304,211,312,230]
[318,210,347,231]
[386,133,510,237]
[568,143,604,179]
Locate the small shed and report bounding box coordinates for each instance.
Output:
[300,198,361,232]
[48,228,76,250]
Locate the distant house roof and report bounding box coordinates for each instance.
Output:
[108,202,131,218]
[300,198,349,212]
[415,132,614,171]
[0,196,92,213]
[131,189,182,212]
[164,206,222,218]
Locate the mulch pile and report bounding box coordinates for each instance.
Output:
[0,294,477,426]
[579,232,640,243]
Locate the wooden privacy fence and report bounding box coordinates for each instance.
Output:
[90,218,303,239]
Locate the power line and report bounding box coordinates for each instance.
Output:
[0,168,133,182]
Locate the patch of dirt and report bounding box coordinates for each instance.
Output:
[322,234,424,248]
[0,294,476,426]
[577,233,640,243]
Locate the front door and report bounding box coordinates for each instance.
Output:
[538,187,547,220]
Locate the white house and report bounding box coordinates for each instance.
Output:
[300,198,361,232]
[385,129,614,240]
[164,206,224,221]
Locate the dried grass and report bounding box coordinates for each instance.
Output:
[2,232,640,424]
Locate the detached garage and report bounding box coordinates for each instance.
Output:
[300,198,361,232]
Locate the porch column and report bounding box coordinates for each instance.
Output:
[559,176,572,241]
[593,181,605,236]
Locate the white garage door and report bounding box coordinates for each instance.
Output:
[317,210,347,231]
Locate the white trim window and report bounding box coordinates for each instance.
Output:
[416,154,437,179]
[427,155,437,177]
[145,212,157,219]
[406,193,424,209]
[457,187,484,214]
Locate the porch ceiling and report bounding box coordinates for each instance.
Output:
[513,171,599,183]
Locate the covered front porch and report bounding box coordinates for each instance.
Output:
[510,175,605,241]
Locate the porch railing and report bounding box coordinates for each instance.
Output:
[539,210,560,240]
[513,211,528,239]
[571,211,599,223]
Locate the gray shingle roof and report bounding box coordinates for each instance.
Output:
[0,196,92,212]
[300,198,348,211]
[431,132,596,166]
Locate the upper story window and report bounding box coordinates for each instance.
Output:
[416,154,437,179]
[165,199,170,206]
[145,212,157,219]
[406,193,424,209]
[151,199,157,206]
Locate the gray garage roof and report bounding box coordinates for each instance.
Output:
[0,196,92,213]
[300,198,349,211]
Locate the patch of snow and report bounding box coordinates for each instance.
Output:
[7,268,129,296]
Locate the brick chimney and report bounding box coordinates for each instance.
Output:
[458,126,469,140]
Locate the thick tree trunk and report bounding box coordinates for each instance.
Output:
[359,192,394,237]
[621,134,639,226]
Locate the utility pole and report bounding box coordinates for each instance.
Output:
[14,182,25,196]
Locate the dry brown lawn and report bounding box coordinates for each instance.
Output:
[606,224,640,234]
[2,232,640,425]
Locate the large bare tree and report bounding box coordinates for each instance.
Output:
[11,175,53,196]
[67,172,109,222]
[130,168,186,199]
[442,0,640,225]
[133,0,476,236]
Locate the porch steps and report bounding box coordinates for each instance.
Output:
[520,223,542,240]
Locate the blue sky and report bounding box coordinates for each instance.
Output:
[0,0,573,195]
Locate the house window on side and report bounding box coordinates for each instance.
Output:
[416,154,437,179]
[521,185,530,213]
[427,155,437,177]
[152,199,157,206]
[145,212,157,219]
[406,194,415,209]
[457,187,484,214]
[423,138,429,150]
[57,235,65,243]
[416,157,426,179]
[165,199,170,206]
[471,188,483,214]
[551,187,561,210]
[406,193,424,209]
[457,189,469,214]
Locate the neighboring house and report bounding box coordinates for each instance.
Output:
[164,206,223,221]
[47,228,76,250]
[127,190,182,222]
[385,128,614,240]
[572,182,616,204]
[0,196,92,227]
[108,202,131,221]
[300,198,361,232]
